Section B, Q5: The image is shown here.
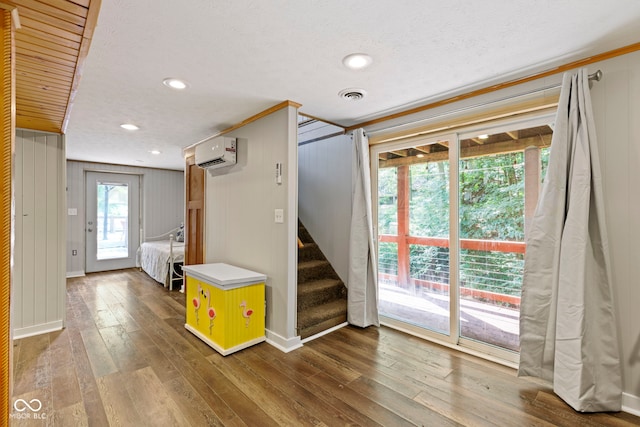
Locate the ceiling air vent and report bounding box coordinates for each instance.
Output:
[338,88,367,101]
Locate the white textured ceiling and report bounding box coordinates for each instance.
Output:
[65,0,640,170]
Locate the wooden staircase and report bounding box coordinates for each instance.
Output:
[297,221,347,339]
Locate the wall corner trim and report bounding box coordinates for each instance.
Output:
[623,392,640,417]
[66,271,85,278]
[13,321,64,340]
[265,329,302,353]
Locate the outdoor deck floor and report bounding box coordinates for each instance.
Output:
[379,282,520,352]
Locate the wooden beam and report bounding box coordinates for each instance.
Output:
[61,0,101,133]
[414,145,431,154]
[379,134,552,168]
[390,149,408,157]
[506,130,519,140]
[183,100,302,157]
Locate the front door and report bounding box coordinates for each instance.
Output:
[86,171,140,273]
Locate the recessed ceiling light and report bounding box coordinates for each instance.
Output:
[416,153,425,158]
[342,53,373,70]
[478,134,489,139]
[162,78,188,90]
[120,123,139,131]
[150,150,162,155]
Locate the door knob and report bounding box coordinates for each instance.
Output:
[88,228,93,232]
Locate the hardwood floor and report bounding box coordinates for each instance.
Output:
[10,269,640,426]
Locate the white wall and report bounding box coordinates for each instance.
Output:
[589,51,640,414]
[13,130,66,338]
[298,120,352,282]
[204,106,299,350]
[66,161,184,276]
[364,50,640,414]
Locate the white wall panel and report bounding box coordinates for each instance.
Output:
[13,130,65,337]
[590,51,640,413]
[205,106,298,345]
[66,161,184,274]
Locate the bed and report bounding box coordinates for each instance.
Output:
[137,232,185,291]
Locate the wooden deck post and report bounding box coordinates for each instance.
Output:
[524,146,541,238]
[397,165,410,288]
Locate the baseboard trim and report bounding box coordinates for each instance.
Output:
[13,320,64,339]
[301,322,348,344]
[66,270,85,278]
[623,392,640,417]
[265,329,302,353]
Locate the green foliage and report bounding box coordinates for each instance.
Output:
[459,152,524,241]
[378,168,398,235]
[409,162,449,237]
[377,148,548,298]
[378,242,398,275]
[410,245,449,284]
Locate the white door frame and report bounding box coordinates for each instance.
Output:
[85,171,141,273]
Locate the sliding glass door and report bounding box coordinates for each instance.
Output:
[373,116,553,361]
[377,136,453,336]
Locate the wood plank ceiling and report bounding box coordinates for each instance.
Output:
[6,0,101,134]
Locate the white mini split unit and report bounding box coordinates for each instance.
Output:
[195,136,237,170]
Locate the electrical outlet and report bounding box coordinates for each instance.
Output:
[72,249,77,256]
[274,209,284,223]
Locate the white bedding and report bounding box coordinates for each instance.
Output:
[139,240,185,285]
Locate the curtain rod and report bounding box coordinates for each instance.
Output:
[589,70,603,82]
[361,69,604,137]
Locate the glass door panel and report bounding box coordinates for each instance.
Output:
[378,139,451,335]
[96,182,129,260]
[458,123,553,352]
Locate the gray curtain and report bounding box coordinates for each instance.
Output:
[347,128,379,327]
[518,69,622,412]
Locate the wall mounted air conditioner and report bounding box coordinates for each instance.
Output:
[195,136,237,170]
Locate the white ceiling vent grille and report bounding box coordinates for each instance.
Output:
[338,88,367,101]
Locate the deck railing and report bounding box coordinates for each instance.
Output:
[378,234,525,308]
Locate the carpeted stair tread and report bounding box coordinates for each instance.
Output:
[297,299,347,330]
[299,315,347,339]
[297,220,348,340]
[297,243,323,262]
[297,260,339,283]
[297,259,328,269]
[298,278,344,296]
[298,278,346,310]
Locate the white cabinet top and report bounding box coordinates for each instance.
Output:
[182,263,266,289]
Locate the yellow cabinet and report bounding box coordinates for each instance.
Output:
[183,263,266,356]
